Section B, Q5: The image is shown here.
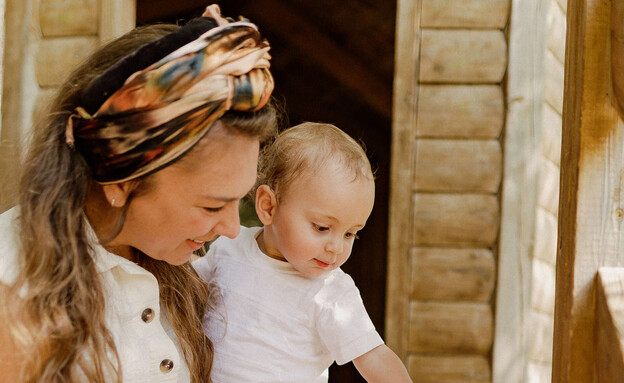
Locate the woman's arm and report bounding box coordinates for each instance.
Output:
[352,344,413,383]
[0,283,25,383]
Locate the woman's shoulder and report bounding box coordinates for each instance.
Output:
[0,207,22,286]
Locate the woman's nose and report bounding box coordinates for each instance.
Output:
[214,204,241,239]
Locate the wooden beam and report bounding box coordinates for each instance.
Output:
[552,0,624,381]
[242,0,392,118]
[596,268,624,383]
[613,0,624,119]
[385,0,420,361]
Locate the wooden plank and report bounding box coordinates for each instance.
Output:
[420,29,507,83]
[527,362,553,383]
[531,258,557,315]
[534,208,558,265]
[408,354,490,383]
[416,85,504,139]
[99,0,135,44]
[541,102,563,165]
[421,0,509,29]
[410,247,495,302]
[553,0,624,381]
[492,0,548,381]
[596,268,624,383]
[528,310,554,362]
[0,144,19,213]
[414,139,501,192]
[39,0,98,37]
[545,49,564,113]
[537,158,560,215]
[547,0,567,64]
[409,301,493,354]
[385,0,420,361]
[613,0,624,118]
[412,194,499,246]
[35,36,98,87]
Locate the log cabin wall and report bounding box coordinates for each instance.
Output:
[0,0,134,215]
[389,0,568,382]
[388,1,508,382]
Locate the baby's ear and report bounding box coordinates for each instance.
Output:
[255,185,277,225]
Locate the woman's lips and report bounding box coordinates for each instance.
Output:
[187,239,205,251]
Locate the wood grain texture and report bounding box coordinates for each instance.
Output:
[541,102,563,165]
[410,247,495,302]
[412,193,499,246]
[408,354,491,383]
[409,301,493,354]
[99,0,135,44]
[385,0,420,360]
[596,268,624,383]
[35,36,98,87]
[39,0,98,37]
[414,139,502,193]
[613,0,624,119]
[553,0,624,381]
[419,29,507,83]
[421,0,509,29]
[416,85,504,138]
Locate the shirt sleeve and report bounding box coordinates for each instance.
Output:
[315,274,384,365]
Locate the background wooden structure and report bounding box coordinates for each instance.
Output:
[552,0,624,381]
[2,0,618,382]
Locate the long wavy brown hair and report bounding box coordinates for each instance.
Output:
[5,24,276,382]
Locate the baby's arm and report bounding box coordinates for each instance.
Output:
[353,344,413,383]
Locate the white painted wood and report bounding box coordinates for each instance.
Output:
[493,0,550,382]
[541,102,563,165]
[537,158,560,215]
[529,310,554,362]
[545,49,564,114]
[531,258,557,315]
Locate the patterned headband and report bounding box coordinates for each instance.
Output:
[66,5,274,184]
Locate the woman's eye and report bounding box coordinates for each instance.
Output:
[204,206,224,213]
[313,224,329,232]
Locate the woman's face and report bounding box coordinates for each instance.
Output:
[110,122,260,265]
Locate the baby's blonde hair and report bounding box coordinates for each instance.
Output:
[257,122,373,201]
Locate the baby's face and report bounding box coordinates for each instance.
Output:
[265,162,375,277]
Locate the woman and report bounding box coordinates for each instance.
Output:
[0,5,275,382]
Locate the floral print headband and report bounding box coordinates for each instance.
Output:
[66,5,274,184]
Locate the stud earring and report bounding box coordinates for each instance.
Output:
[110,198,116,207]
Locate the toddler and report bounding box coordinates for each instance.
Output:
[193,122,413,382]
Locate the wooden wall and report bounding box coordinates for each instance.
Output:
[0,0,134,214]
[388,1,509,382]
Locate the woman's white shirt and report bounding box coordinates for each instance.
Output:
[0,207,191,382]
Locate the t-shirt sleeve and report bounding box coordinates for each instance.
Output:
[316,274,384,365]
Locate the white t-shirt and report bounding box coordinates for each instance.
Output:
[193,225,383,383]
[0,207,191,382]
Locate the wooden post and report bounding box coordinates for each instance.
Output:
[613,0,624,118]
[552,0,624,381]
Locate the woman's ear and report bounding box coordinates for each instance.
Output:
[255,184,277,225]
[101,182,135,207]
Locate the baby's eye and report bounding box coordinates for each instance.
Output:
[203,206,224,213]
[345,232,360,240]
[313,224,330,232]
